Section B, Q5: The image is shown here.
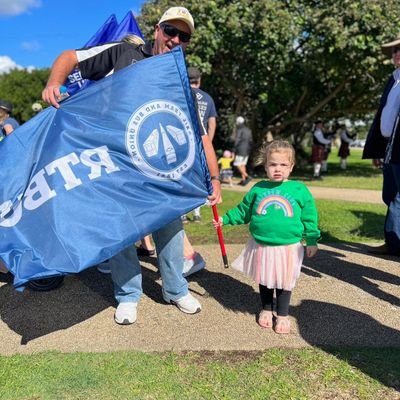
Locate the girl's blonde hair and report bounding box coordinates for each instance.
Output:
[255,139,296,166]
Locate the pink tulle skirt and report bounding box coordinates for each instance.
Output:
[232,239,304,290]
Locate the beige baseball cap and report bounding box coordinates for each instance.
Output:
[158,7,195,34]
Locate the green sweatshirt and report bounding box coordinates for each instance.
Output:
[222,180,320,246]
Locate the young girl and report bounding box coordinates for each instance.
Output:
[214,140,320,334]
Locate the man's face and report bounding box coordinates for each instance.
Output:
[153,19,191,55]
[392,47,400,68]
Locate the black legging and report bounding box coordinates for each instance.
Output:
[259,284,292,316]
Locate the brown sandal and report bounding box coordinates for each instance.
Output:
[258,310,273,329]
[274,317,291,334]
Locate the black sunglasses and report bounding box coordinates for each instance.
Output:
[392,47,400,55]
[160,23,191,43]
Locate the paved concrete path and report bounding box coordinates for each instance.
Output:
[0,184,397,356]
[226,181,383,204]
[0,242,399,355]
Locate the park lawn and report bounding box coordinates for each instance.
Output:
[252,148,383,191]
[0,348,399,399]
[0,153,394,400]
[184,190,386,245]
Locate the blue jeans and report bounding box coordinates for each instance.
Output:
[110,218,188,304]
[382,163,400,249]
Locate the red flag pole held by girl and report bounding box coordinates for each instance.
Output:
[212,205,229,268]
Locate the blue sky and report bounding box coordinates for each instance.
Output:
[0,0,144,73]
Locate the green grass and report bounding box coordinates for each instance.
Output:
[0,150,395,400]
[0,349,399,399]
[184,191,386,245]
[253,148,383,190]
[184,148,386,245]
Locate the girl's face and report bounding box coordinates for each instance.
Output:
[265,150,294,182]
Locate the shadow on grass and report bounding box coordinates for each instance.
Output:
[291,300,400,391]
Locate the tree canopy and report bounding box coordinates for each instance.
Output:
[0,68,49,123]
[2,0,400,150]
[139,0,400,150]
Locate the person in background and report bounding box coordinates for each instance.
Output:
[182,66,217,223]
[311,120,331,180]
[214,140,319,334]
[0,100,19,139]
[42,6,221,325]
[233,116,253,186]
[363,36,400,257]
[338,124,355,170]
[218,149,235,187]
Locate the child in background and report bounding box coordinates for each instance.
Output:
[214,140,320,334]
[218,150,235,186]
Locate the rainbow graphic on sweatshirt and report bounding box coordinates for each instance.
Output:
[256,195,294,217]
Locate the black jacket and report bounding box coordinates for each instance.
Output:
[363,75,400,163]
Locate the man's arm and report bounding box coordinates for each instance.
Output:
[201,134,221,205]
[42,50,79,108]
[207,116,217,142]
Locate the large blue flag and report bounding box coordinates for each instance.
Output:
[0,48,211,289]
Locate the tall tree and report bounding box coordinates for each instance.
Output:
[0,68,49,123]
[139,0,400,152]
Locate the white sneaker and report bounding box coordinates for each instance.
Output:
[183,252,206,277]
[114,302,138,325]
[163,292,202,314]
[97,260,111,274]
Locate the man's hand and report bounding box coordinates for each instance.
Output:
[42,85,64,108]
[208,179,222,206]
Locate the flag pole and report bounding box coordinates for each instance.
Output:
[212,205,229,268]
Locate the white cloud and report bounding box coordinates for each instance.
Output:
[0,55,35,74]
[21,40,41,51]
[0,0,41,16]
[0,56,22,73]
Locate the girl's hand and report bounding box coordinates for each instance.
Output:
[306,245,318,257]
[213,217,223,229]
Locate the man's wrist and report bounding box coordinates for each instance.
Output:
[210,175,221,182]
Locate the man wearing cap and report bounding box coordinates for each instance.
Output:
[363,37,400,256]
[0,100,19,139]
[42,6,222,325]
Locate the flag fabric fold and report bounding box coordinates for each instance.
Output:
[65,12,143,95]
[0,48,210,289]
[111,11,144,41]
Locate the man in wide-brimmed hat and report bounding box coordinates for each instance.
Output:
[363,37,400,256]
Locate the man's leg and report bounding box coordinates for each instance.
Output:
[313,162,322,179]
[193,207,201,222]
[383,163,400,250]
[369,163,400,255]
[153,219,201,313]
[182,232,206,277]
[110,246,142,324]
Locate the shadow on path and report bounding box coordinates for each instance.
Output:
[0,268,115,345]
[302,245,400,307]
